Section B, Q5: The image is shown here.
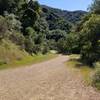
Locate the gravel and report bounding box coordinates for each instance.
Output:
[0,55,100,100]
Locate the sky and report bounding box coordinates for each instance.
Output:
[38,0,92,11]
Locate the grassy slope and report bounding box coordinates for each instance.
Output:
[0,40,57,70]
[66,54,94,85]
[0,53,57,70]
[0,39,28,64]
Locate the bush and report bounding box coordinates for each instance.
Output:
[92,63,100,90]
[25,36,35,54]
[41,43,50,54]
[80,14,100,66]
[81,42,99,66]
[0,16,9,40]
[9,32,25,49]
[0,39,28,64]
[47,29,67,42]
[57,39,67,53]
[56,33,81,54]
[47,40,57,50]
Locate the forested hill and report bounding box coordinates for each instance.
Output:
[41,5,87,24]
[0,0,87,65]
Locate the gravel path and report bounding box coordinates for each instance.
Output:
[0,55,100,100]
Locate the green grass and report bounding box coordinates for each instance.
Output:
[67,55,100,90]
[66,54,93,85]
[0,40,58,70]
[0,53,58,70]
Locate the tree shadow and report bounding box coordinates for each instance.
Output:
[69,58,95,69]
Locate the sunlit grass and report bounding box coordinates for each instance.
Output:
[0,53,58,70]
[66,54,93,85]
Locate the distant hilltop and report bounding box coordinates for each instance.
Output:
[41,5,87,24]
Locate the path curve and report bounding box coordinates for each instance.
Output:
[0,55,100,100]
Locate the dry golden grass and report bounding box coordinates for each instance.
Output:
[0,40,28,65]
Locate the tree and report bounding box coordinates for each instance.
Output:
[52,18,72,33]
[33,18,49,34]
[80,14,100,65]
[47,29,67,42]
[5,13,22,32]
[90,0,100,14]
[0,0,26,14]
[0,16,8,40]
[25,36,35,54]
[57,33,80,54]
[21,0,41,31]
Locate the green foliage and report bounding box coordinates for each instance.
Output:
[80,14,100,65]
[0,14,25,49]
[33,18,49,34]
[47,40,57,50]
[21,0,40,29]
[25,36,35,54]
[9,32,25,49]
[56,32,81,54]
[75,14,92,32]
[66,33,81,54]
[55,19,72,33]
[41,5,86,26]
[42,45,49,54]
[0,0,88,62]
[0,39,28,64]
[90,0,100,14]
[0,0,26,14]
[47,29,67,41]
[5,13,22,32]
[92,63,100,90]
[0,16,9,40]
[57,39,67,53]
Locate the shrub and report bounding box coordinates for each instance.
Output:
[0,60,7,65]
[41,43,50,54]
[0,39,28,65]
[9,32,25,49]
[47,29,67,42]
[0,16,9,40]
[80,14,100,66]
[92,63,100,90]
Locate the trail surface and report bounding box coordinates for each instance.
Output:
[0,55,100,100]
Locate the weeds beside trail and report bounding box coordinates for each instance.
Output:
[66,54,93,85]
[0,53,58,70]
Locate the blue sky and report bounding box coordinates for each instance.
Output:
[38,0,92,11]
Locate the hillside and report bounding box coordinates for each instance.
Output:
[41,5,87,25]
[0,1,88,66]
[0,40,28,66]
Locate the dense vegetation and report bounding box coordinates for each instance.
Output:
[41,5,86,25]
[0,0,85,58]
[59,0,100,66]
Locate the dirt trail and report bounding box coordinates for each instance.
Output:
[0,55,100,100]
